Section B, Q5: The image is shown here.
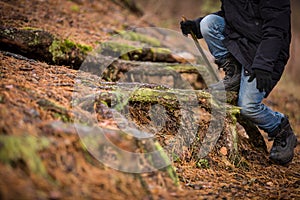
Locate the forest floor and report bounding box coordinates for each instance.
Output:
[0,0,300,199]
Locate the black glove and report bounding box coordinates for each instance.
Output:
[248,69,272,95]
[180,19,202,39]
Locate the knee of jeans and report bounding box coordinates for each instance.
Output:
[238,100,260,118]
[200,14,219,37]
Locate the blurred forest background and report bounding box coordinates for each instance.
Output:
[136,0,300,96]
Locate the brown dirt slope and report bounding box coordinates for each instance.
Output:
[0,0,300,199]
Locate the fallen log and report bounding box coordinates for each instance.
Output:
[0,27,91,68]
[72,80,267,165]
[99,60,208,89]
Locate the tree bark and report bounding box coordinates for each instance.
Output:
[0,27,90,69]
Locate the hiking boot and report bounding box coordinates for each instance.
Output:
[269,116,298,165]
[210,54,242,92]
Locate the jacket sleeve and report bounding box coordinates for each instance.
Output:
[251,0,291,72]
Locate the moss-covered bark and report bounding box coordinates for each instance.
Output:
[0,27,92,69]
[98,41,183,63]
[0,135,50,177]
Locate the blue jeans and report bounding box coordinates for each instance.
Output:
[200,14,284,134]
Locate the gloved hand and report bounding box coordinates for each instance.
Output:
[180,19,202,39]
[248,69,272,95]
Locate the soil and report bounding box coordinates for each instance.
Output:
[0,0,300,199]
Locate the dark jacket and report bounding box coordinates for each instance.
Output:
[212,0,291,84]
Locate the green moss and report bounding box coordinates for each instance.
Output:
[99,41,140,60]
[152,141,179,186]
[37,98,72,122]
[172,152,181,162]
[28,32,41,46]
[2,28,11,35]
[118,31,161,47]
[130,88,160,103]
[37,98,66,113]
[79,43,93,53]
[228,106,242,167]
[98,41,174,61]
[129,88,183,112]
[70,5,80,12]
[49,39,68,62]
[99,41,137,54]
[112,88,133,112]
[1,28,14,39]
[150,47,171,54]
[0,135,50,177]
[52,113,72,122]
[196,158,210,169]
[49,39,92,62]
[20,27,42,31]
[229,106,241,116]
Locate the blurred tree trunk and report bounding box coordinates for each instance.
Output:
[111,0,143,16]
[288,0,300,84]
[135,0,220,28]
[200,0,221,14]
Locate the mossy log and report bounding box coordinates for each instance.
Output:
[75,81,237,108]
[74,80,267,163]
[73,69,266,159]
[98,41,190,63]
[0,135,50,177]
[99,60,208,89]
[0,27,54,62]
[81,57,212,90]
[0,26,91,69]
